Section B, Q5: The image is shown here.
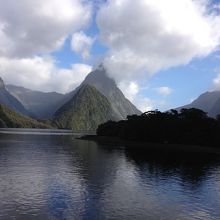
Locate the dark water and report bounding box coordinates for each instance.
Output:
[0,129,220,220]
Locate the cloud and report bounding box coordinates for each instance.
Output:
[117,80,173,111]
[0,0,93,94]
[117,80,155,111]
[213,75,220,91]
[118,81,139,102]
[0,0,92,57]
[212,66,220,90]
[155,87,173,96]
[0,56,92,93]
[134,97,154,112]
[71,31,95,59]
[97,0,220,82]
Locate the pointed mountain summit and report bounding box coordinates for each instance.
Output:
[53,66,142,130]
[53,84,118,131]
[0,77,30,116]
[6,66,141,123]
[81,66,141,119]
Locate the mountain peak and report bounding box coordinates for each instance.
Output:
[83,66,116,90]
[4,66,141,129]
[82,67,141,119]
[53,84,117,131]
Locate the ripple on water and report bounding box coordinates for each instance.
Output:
[0,131,220,219]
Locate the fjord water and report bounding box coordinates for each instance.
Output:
[0,130,220,220]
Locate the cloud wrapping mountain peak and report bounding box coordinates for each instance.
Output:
[97,0,220,82]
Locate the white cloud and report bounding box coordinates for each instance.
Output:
[97,0,220,82]
[0,0,93,94]
[0,0,91,57]
[0,56,92,93]
[134,97,154,112]
[117,80,173,111]
[71,31,95,59]
[118,81,139,102]
[213,74,220,91]
[155,86,173,96]
[212,67,220,90]
[117,81,173,111]
[134,97,172,112]
[117,80,155,111]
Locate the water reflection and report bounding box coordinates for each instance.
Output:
[0,131,220,219]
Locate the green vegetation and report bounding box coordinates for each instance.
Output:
[0,77,30,116]
[6,84,66,119]
[0,104,52,128]
[6,67,141,120]
[97,108,220,147]
[81,67,141,119]
[53,84,118,131]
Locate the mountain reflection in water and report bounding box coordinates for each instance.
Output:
[0,129,220,220]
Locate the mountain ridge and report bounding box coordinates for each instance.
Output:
[53,84,118,131]
[0,77,30,116]
[6,67,141,123]
[6,84,66,119]
[177,90,220,117]
[81,67,141,118]
[0,104,51,128]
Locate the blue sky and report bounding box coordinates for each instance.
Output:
[53,36,220,110]
[141,52,220,110]
[0,0,220,111]
[52,0,220,111]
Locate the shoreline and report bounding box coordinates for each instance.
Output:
[78,135,220,155]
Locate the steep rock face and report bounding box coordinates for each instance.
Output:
[0,77,30,116]
[6,85,65,119]
[53,84,118,131]
[81,67,141,118]
[6,67,141,121]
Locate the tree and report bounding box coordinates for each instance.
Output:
[180,108,207,120]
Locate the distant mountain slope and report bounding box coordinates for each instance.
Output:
[0,78,30,116]
[177,91,220,117]
[81,67,141,118]
[6,66,141,121]
[207,94,220,117]
[6,85,66,119]
[0,104,51,128]
[53,84,118,131]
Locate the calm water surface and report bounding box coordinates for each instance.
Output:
[0,129,220,220]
